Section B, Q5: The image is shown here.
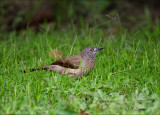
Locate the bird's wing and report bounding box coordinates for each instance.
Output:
[51,55,81,69]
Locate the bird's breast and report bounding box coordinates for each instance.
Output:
[81,58,95,71]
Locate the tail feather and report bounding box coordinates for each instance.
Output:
[21,66,48,73]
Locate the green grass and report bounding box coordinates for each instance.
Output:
[0,25,160,114]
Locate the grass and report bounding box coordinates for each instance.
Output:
[0,25,160,114]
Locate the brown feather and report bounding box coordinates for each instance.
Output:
[51,55,80,69]
[21,46,103,78]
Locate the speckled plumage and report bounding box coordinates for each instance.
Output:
[22,46,103,78]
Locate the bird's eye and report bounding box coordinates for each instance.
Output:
[90,49,94,52]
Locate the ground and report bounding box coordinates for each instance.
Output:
[0,25,160,114]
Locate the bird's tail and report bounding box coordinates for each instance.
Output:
[21,66,49,73]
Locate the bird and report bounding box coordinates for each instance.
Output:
[22,46,103,78]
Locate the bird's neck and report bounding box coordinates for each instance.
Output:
[80,53,95,70]
[80,53,95,60]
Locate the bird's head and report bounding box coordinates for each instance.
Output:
[80,46,103,59]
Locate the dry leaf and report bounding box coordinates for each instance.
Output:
[80,109,90,115]
[50,49,63,59]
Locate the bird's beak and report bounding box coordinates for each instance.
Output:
[96,47,104,51]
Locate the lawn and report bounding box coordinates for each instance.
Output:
[0,25,160,114]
